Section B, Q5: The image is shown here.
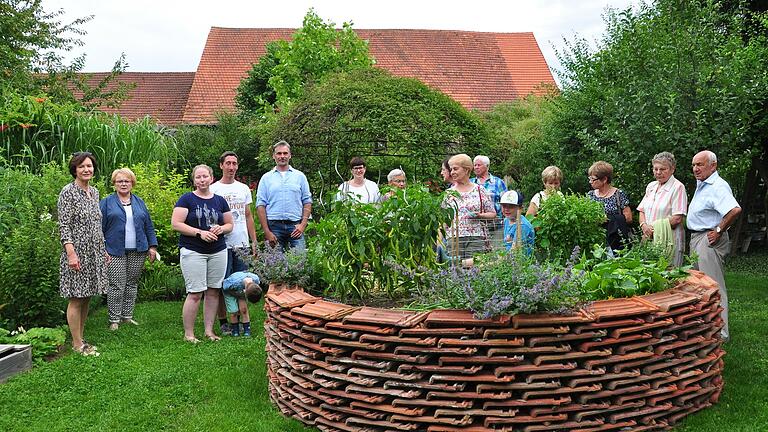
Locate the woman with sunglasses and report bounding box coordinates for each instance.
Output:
[587,161,633,251]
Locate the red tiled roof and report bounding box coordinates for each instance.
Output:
[83,72,194,126]
[182,27,557,125]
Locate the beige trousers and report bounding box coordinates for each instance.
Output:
[690,231,730,339]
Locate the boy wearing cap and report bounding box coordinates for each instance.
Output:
[500,190,535,255]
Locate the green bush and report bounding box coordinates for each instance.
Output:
[137,261,185,302]
[129,162,188,264]
[531,193,606,263]
[0,164,70,328]
[174,113,264,182]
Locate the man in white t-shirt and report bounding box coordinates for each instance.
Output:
[211,151,257,334]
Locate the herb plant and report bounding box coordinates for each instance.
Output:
[530,193,607,263]
[575,243,691,300]
[310,185,453,302]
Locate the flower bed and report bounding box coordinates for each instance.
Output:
[264,270,724,432]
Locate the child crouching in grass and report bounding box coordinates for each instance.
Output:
[221,271,262,337]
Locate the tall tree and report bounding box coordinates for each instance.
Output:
[236,9,374,116]
[0,0,131,107]
[547,0,768,208]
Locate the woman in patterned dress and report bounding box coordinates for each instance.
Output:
[637,152,688,266]
[444,154,497,260]
[58,152,109,356]
[587,161,633,251]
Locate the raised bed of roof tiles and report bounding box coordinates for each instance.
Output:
[264,270,725,432]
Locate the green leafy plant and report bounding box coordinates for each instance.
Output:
[310,185,453,302]
[531,192,606,263]
[129,162,188,264]
[0,326,67,365]
[0,164,70,328]
[137,261,185,302]
[575,242,691,300]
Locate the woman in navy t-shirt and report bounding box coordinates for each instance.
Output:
[172,164,233,343]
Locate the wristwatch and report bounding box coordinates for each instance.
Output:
[715,226,722,234]
[195,231,202,239]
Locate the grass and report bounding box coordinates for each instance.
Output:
[0,302,311,432]
[0,269,765,431]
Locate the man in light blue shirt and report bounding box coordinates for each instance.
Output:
[687,150,741,341]
[256,141,312,251]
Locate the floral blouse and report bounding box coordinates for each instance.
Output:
[444,185,495,238]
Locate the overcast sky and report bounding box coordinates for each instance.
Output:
[42,0,640,81]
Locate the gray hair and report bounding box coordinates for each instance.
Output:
[272,140,291,152]
[702,150,717,164]
[651,151,676,169]
[473,155,490,167]
[387,168,405,182]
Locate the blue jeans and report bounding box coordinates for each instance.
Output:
[225,247,249,278]
[267,220,306,251]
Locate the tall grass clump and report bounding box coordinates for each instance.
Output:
[0,89,183,180]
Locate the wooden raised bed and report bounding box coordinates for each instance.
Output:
[0,344,32,383]
[264,270,725,432]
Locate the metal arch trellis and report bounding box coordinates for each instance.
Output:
[285,136,473,214]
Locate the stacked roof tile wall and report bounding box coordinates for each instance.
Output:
[264,270,724,431]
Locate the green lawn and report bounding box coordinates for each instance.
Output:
[0,271,765,431]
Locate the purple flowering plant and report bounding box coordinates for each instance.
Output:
[393,246,586,319]
[239,243,310,287]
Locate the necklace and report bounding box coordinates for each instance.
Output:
[119,195,131,206]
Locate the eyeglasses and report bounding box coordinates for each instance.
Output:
[352,166,366,171]
[587,176,600,182]
[115,180,132,184]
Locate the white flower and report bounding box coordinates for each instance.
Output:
[39,212,52,222]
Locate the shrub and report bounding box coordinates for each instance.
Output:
[0,207,64,328]
[400,248,585,319]
[137,261,185,302]
[0,164,70,328]
[0,89,182,180]
[531,193,606,263]
[129,162,188,264]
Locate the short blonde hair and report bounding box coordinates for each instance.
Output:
[588,161,614,183]
[111,168,137,185]
[448,154,473,173]
[541,166,563,184]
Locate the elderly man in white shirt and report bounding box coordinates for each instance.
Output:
[686,150,742,341]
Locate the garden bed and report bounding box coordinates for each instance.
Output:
[264,270,725,432]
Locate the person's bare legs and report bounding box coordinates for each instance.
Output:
[203,288,221,341]
[182,292,203,342]
[67,297,90,350]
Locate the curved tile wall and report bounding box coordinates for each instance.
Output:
[265,270,724,432]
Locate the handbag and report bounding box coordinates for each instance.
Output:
[605,190,630,251]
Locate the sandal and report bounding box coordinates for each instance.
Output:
[206,335,221,342]
[184,336,201,344]
[75,343,100,356]
[121,318,139,326]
